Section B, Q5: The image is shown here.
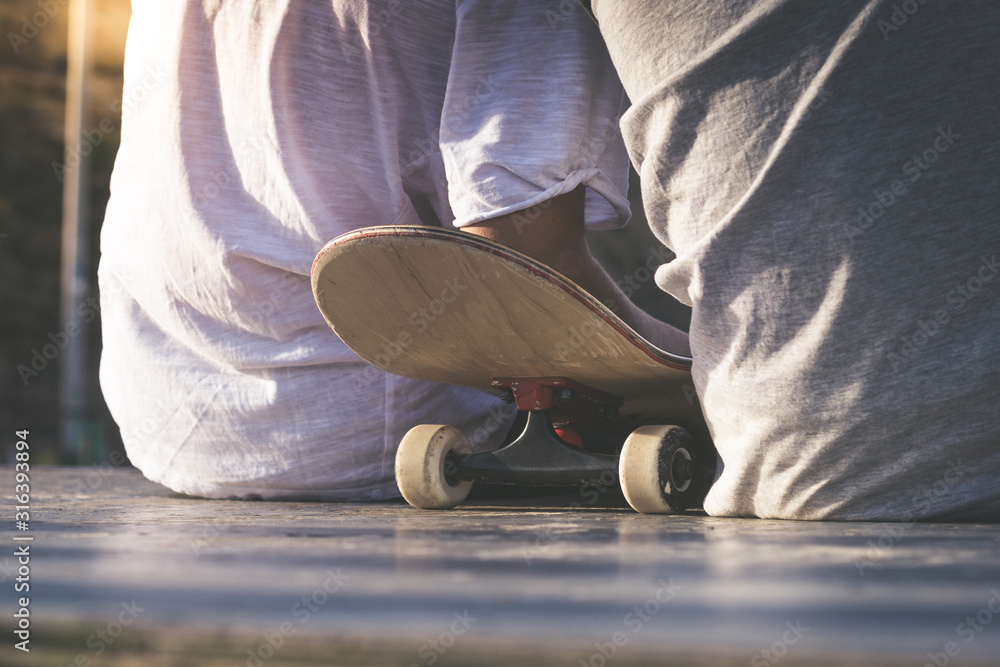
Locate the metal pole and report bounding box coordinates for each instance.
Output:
[59,0,96,463]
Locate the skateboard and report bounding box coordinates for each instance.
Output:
[311,225,715,513]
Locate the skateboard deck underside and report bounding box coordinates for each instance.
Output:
[312,226,702,424]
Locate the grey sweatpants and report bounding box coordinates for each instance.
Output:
[595,0,1000,520]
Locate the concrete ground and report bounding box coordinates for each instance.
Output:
[4,466,1000,666]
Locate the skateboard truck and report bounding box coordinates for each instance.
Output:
[450,408,619,486]
[436,377,620,486]
[492,377,624,450]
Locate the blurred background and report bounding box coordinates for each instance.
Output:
[1,0,130,465]
[0,0,688,467]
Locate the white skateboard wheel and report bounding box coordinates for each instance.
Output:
[619,425,696,514]
[395,425,473,509]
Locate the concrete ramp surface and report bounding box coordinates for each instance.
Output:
[4,466,1000,666]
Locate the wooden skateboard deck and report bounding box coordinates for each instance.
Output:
[311,225,703,427]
